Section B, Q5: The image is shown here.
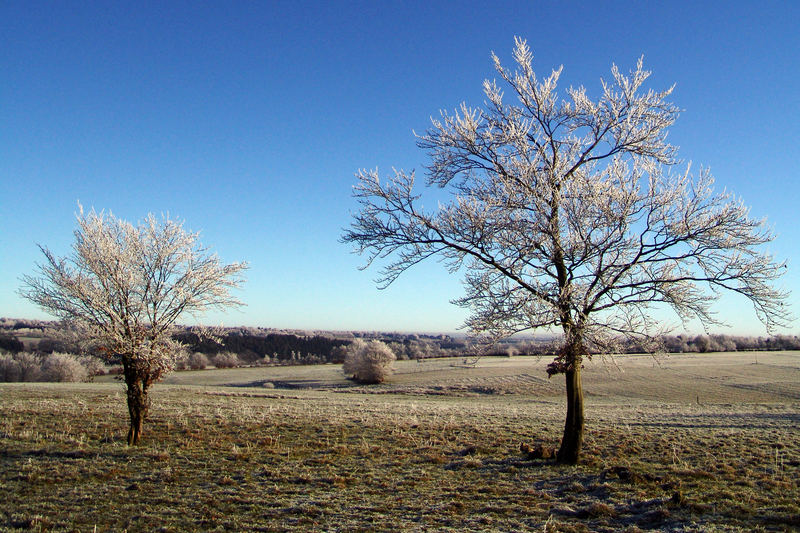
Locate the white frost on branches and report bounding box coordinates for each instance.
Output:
[344,37,790,354]
[20,206,248,379]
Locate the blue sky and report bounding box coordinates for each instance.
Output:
[1,1,798,335]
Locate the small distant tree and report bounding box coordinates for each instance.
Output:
[343,38,790,463]
[20,207,247,445]
[342,339,396,384]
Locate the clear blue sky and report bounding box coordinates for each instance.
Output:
[1,1,798,335]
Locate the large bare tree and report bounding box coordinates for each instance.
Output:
[342,38,790,464]
[20,207,247,444]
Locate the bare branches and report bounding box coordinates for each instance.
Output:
[20,208,248,372]
[345,37,791,357]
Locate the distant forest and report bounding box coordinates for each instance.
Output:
[2,318,799,367]
[0,318,469,365]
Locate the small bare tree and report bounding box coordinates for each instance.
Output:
[20,207,247,444]
[343,38,790,464]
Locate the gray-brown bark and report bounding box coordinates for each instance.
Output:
[123,361,152,446]
[556,365,585,464]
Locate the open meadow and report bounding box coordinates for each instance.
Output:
[2,352,799,532]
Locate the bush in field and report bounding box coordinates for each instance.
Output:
[187,352,209,370]
[212,351,239,369]
[343,340,396,384]
[0,353,20,381]
[80,355,107,377]
[17,352,43,381]
[341,340,364,377]
[0,351,102,382]
[1,352,43,382]
[42,352,88,382]
[330,345,348,364]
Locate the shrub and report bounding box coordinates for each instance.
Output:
[0,352,102,382]
[0,353,21,381]
[342,340,365,377]
[80,356,107,377]
[330,345,348,364]
[187,352,209,370]
[12,352,42,382]
[212,351,239,369]
[343,340,396,384]
[42,352,88,382]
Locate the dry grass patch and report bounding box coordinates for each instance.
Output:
[1,379,798,531]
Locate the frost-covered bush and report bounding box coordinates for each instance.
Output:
[0,353,21,381]
[0,352,43,382]
[343,340,396,384]
[80,355,107,377]
[187,352,209,370]
[212,351,239,369]
[42,352,88,382]
[0,351,97,382]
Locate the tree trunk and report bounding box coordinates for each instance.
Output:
[556,364,584,464]
[127,394,144,445]
[124,367,149,446]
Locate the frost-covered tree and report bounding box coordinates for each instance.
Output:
[343,38,790,464]
[20,207,247,445]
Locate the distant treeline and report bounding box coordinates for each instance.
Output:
[658,334,800,353]
[174,330,351,363]
[494,334,800,356]
[1,318,799,366]
[0,318,471,364]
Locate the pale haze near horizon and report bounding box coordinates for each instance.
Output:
[1,1,798,336]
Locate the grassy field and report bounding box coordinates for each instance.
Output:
[2,352,799,531]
